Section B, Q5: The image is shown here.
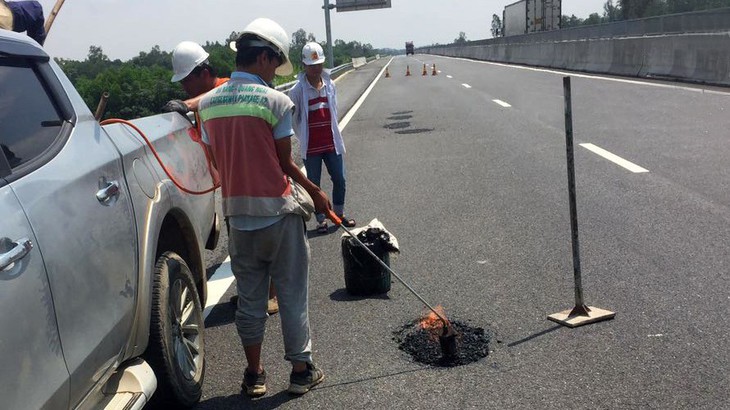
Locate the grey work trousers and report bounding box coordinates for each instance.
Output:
[228,213,313,364]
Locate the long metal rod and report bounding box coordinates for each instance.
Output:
[338,224,450,327]
[563,76,587,313]
[44,0,66,35]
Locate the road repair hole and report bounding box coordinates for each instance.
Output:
[393,319,490,367]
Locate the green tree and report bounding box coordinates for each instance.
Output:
[584,12,604,25]
[131,45,171,69]
[603,0,622,21]
[491,14,502,37]
[561,14,584,28]
[454,32,468,44]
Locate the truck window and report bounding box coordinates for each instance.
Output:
[0,60,63,171]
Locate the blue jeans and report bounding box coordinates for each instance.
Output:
[304,152,346,223]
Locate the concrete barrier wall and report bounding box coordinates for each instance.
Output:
[423,32,730,86]
[352,57,367,68]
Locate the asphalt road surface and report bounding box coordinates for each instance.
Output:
[184,55,730,409]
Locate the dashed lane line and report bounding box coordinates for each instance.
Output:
[462,83,472,89]
[493,99,512,107]
[580,143,649,173]
[446,75,453,78]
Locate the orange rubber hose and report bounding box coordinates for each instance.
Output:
[100,118,220,195]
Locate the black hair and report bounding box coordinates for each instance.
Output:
[190,62,216,78]
[234,34,282,67]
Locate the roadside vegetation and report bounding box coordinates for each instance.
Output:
[562,0,730,28]
[56,29,379,120]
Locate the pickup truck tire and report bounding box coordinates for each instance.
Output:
[146,251,206,407]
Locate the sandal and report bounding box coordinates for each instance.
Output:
[317,221,328,234]
[339,216,356,228]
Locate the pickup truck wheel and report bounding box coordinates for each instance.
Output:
[146,251,205,407]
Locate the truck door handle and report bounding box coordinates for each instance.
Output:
[96,180,120,205]
[0,237,33,272]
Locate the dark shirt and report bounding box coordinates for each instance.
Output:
[8,1,46,45]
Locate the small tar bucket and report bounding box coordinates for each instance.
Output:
[341,229,393,296]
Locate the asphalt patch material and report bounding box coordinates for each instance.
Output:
[393,319,490,367]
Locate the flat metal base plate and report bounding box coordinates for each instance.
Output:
[547,306,615,328]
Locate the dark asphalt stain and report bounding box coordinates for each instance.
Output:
[384,122,411,129]
[388,115,413,120]
[395,128,434,135]
[392,110,413,115]
[393,319,490,367]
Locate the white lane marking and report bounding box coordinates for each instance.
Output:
[580,143,649,173]
[203,256,234,319]
[462,83,472,89]
[339,57,393,131]
[493,99,512,107]
[446,75,453,78]
[440,55,730,96]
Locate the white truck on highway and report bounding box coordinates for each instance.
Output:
[503,0,561,37]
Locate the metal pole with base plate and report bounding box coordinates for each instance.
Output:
[548,76,616,328]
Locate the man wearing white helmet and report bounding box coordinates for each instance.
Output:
[166,41,281,317]
[289,42,356,234]
[164,41,229,117]
[198,18,331,397]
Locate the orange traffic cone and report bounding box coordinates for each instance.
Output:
[432,64,438,76]
[385,67,390,78]
[422,63,428,76]
[406,65,411,76]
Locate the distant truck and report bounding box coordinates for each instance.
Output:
[405,41,414,55]
[503,0,561,37]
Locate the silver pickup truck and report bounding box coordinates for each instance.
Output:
[0,30,219,409]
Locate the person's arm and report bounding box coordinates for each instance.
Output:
[184,94,205,112]
[275,136,330,214]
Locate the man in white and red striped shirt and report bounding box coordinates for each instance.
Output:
[290,42,356,233]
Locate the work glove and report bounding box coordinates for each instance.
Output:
[162,99,189,116]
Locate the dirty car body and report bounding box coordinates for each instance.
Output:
[0,30,218,409]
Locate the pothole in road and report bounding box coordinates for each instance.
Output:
[393,319,490,367]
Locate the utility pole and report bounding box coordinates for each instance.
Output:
[323,0,336,68]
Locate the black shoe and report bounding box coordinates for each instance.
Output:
[288,363,324,395]
[241,368,266,397]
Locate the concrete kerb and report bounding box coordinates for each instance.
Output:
[425,32,730,87]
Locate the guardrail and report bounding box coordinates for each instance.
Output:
[421,8,730,86]
[275,62,354,93]
[424,7,730,49]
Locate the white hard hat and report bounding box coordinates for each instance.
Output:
[229,17,293,76]
[171,41,209,82]
[302,42,325,65]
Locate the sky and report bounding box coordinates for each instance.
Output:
[37,0,608,61]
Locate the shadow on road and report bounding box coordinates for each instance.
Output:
[329,288,391,302]
[507,325,562,348]
[197,390,298,410]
